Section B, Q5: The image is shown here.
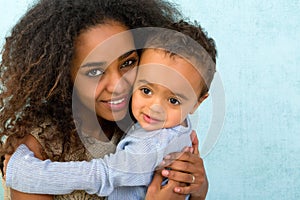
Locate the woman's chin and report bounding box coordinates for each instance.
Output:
[101,111,128,122]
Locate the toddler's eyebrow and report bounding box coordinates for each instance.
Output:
[173,92,188,101]
[136,79,150,84]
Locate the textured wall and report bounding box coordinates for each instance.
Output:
[173,0,300,199]
[1,0,300,199]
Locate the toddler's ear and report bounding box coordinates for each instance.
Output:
[189,93,209,114]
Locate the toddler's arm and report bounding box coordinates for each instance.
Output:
[6,144,154,196]
[6,128,191,196]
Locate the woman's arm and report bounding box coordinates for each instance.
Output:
[4,135,54,200]
[148,131,208,200]
[10,189,53,200]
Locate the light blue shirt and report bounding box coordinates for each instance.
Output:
[6,117,192,199]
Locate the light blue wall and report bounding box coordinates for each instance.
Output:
[1,1,299,199]
[173,0,300,199]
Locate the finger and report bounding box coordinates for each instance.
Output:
[159,179,187,200]
[148,171,164,192]
[165,151,199,164]
[174,174,208,196]
[159,151,187,169]
[174,185,198,195]
[164,178,184,188]
[168,160,195,174]
[190,131,200,156]
[162,169,198,184]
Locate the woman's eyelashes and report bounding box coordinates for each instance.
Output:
[120,57,138,70]
[85,57,138,78]
[86,68,105,77]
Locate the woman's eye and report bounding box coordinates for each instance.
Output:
[87,69,104,77]
[169,98,181,105]
[121,58,138,69]
[141,88,152,95]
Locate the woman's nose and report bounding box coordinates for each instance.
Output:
[103,66,127,94]
[106,73,123,93]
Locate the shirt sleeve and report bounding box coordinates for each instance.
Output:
[6,138,159,196]
[6,128,191,196]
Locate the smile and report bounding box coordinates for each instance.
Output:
[101,95,129,111]
[108,98,125,105]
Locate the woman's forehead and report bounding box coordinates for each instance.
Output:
[75,23,135,68]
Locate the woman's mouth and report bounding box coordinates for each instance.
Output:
[108,98,126,105]
[101,95,129,111]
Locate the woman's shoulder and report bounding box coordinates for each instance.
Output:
[29,119,65,160]
[31,119,90,162]
[22,134,46,160]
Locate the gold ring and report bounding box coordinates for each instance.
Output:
[191,175,195,183]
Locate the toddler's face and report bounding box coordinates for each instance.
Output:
[132,49,205,131]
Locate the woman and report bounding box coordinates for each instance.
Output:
[0,0,208,199]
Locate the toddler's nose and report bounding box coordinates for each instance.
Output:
[149,104,164,114]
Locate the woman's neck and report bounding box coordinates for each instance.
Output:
[72,101,110,141]
[73,99,134,141]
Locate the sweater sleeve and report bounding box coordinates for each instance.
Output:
[6,144,108,195]
[6,127,190,196]
[6,140,157,196]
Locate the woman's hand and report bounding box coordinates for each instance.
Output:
[160,131,208,200]
[146,170,187,200]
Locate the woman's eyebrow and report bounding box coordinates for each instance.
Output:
[80,61,107,68]
[80,50,136,68]
[118,50,137,61]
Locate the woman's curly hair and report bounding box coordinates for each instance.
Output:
[0,0,182,159]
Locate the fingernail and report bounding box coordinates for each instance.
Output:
[174,187,181,193]
[164,155,171,159]
[162,169,169,176]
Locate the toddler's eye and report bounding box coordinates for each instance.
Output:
[169,98,181,105]
[87,69,104,77]
[141,88,152,95]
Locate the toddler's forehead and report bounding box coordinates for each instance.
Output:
[136,64,200,99]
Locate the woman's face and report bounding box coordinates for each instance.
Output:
[71,21,138,122]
